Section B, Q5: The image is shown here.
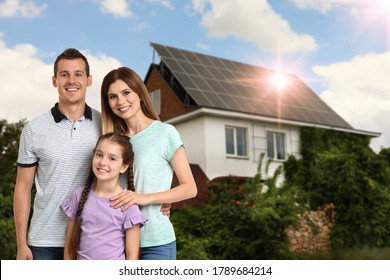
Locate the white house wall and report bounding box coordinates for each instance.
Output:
[174,117,207,171]
[174,115,301,181]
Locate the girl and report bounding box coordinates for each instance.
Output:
[61,133,147,260]
[100,66,197,260]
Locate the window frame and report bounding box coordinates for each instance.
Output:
[149,89,161,115]
[225,126,249,158]
[266,130,286,161]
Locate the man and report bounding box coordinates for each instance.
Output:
[14,48,101,260]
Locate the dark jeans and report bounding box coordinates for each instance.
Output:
[30,246,64,260]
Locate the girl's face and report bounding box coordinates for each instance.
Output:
[107,79,142,121]
[92,140,128,182]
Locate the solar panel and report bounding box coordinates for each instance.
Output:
[221,94,245,112]
[204,91,230,109]
[151,42,353,129]
[179,61,200,76]
[192,64,215,79]
[174,73,198,89]
[161,57,185,73]
[184,51,202,64]
[187,89,213,106]
[189,76,214,92]
[198,55,217,67]
[205,79,225,93]
[168,47,187,61]
[210,57,223,68]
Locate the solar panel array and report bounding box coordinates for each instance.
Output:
[151,42,353,129]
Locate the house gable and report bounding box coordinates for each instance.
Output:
[145,64,197,121]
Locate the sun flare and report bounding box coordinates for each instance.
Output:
[269,72,290,91]
[374,0,390,13]
[363,0,390,17]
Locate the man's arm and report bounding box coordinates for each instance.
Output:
[13,166,36,260]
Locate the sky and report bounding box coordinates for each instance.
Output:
[1,0,390,152]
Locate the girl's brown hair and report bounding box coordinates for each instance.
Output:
[67,132,135,259]
[100,66,160,134]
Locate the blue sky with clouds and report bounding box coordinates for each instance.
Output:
[1,0,390,151]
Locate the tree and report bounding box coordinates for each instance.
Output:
[0,119,26,259]
[284,127,390,248]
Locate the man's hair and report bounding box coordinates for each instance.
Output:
[53,48,90,76]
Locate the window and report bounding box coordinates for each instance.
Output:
[267,131,286,160]
[225,126,248,157]
[149,89,161,115]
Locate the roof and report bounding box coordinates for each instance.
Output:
[150,42,354,130]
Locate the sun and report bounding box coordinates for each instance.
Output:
[269,72,290,91]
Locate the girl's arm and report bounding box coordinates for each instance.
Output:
[125,225,140,260]
[64,219,76,260]
[111,146,197,208]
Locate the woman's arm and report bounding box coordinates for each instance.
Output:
[111,147,197,208]
[125,225,140,260]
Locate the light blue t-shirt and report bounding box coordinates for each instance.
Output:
[130,121,183,247]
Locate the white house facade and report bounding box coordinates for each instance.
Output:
[144,43,381,184]
[167,107,300,181]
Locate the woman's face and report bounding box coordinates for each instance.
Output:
[107,79,142,120]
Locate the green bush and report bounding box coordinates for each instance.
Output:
[0,218,16,259]
[0,119,27,259]
[172,157,305,260]
[284,127,390,249]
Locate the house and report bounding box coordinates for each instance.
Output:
[143,42,380,203]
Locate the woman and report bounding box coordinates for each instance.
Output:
[100,66,197,260]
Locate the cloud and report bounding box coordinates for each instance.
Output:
[187,0,318,54]
[196,41,209,50]
[0,40,122,123]
[288,0,341,13]
[315,51,390,151]
[288,0,386,20]
[95,0,174,17]
[0,0,47,18]
[185,0,206,15]
[129,22,150,32]
[99,0,133,17]
[146,0,174,10]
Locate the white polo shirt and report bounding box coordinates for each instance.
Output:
[17,103,101,247]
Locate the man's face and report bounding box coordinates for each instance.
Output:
[52,58,92,105]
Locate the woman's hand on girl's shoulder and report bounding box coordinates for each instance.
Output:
[110,190,135,210]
